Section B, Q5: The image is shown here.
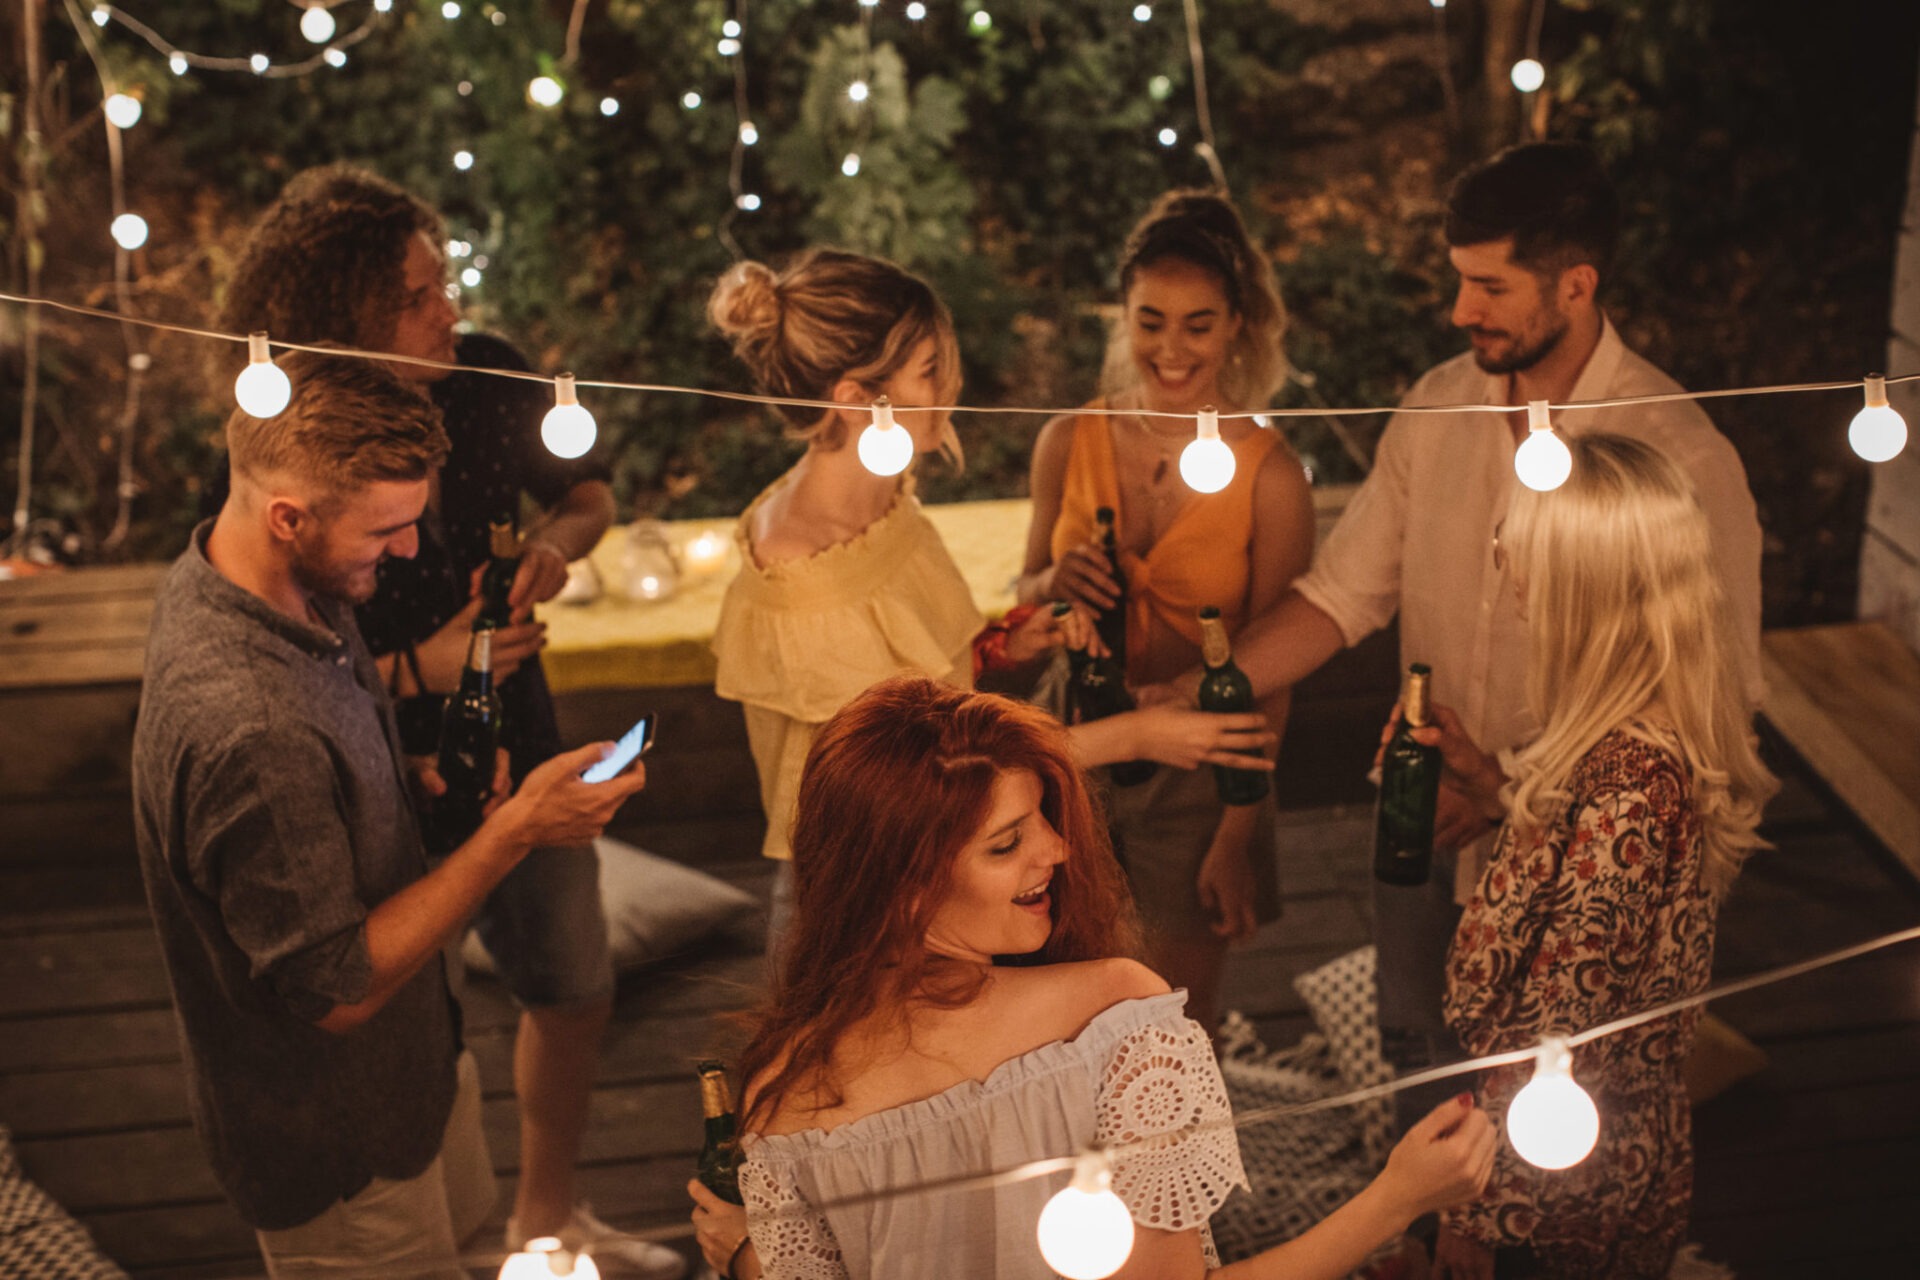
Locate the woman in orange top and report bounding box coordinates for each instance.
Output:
[1019,190,1315,1034]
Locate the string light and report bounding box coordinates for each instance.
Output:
[1035,1150,1135,1279]
[1133,3,1153,20]
[109,213,148,251]
[1180,404,1235,492]
[848,79,870,103]
[441,1,462,18]
[1514,399,1573,491]
[299,6,336,44]
[841,152,862,177]
[1504,1038,1600,1170]
[90,4,106,25]
[250,53,270,74]
[739,121,759,145]
[736,193,762,211]
[374,0,391,10]
[323,47,347,68]
[103,92,142,128]
[723,19,742,38]
[234,332,292,419]
[498,1236,599,1280]
[971,10,993,33]
[453,149,475,171]
[682,91,703,109]
[460,267,482,288]
[857,398,914,476]
[1849,373,1908,462]
[719,37,741,55]
[907,1,927,18]
[599,96,619,116]
[168,52,187,74]
[528,75,564,107]
[1157,126,1177,146]
[1149,74,1172,100]
[541,373,597,459]
[1511,57,1546,92]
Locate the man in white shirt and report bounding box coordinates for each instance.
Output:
[1159,142,1763,1122]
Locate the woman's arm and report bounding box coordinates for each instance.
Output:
[1018,414,1120,610]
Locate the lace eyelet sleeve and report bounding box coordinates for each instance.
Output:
[1096,1014,1250,1247]
[742,1156,850,1280]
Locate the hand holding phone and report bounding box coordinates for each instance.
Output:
[581,713,656,783]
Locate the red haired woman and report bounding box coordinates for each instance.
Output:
[689,678,1494,1280]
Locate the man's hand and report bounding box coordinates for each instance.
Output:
[495,740,648,850]
[413,595,547,692]
[1126,706,1276,771]
[509,539,573,611]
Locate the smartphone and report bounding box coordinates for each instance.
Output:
[581,713,656,783]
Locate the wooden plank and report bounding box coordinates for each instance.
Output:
[0,564,167,604]
[0,1007,181,1073]
[0,641,150,690]
[0,924,173,1018]
[0,1060,192,1138]
[1710,950,1920,1039]
[0,593,156,650]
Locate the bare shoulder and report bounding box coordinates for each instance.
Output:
[1030,412,1081,484]
[993,957,1173,1042]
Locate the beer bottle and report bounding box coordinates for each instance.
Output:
[475,516,522,631]
[1195,606,1270,805]
[1092,507,1128,666]
[1374,663,1442,886]
[1055,602,1155,787]
[435,628,503,845]
[696,1060,744,1205]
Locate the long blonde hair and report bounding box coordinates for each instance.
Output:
[1503,432,1773,895]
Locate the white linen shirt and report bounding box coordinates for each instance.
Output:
[1296,318,1764,895]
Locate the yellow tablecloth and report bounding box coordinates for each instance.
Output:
[538,498,1032,691]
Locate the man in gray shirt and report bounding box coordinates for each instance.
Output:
[134,351,647,1277]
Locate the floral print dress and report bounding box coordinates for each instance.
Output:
[1443,729,1718,1278]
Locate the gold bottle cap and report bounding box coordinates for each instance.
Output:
[489,519,519,559]
[469,628,494,673]
[1404,664,1431,728]
[1197,606,1230,668]
[697,1063,734,1119]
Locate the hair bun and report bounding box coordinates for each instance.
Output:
[709,260,783,345]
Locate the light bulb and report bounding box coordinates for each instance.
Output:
[300,6,336,44]
[250,53,270,74]
[1505,1037,1600,1170]
[1133,3,1152,20]
[841,152,862,177]
[374,0,391,11]
[324,47,347,68]
[683,91,703,109]
[736,193,762,211]
[907,1,927,18]
[498,1236,600,1280]
[739,121,759,145]
[1849,374,1908,463]
[599,96,619,116]
[461,267,482,288]
[110,213,149,251]
[447,239,469,258]
[169,53,188,75]
[1157,127,1177,147]
[859,0,879,7]
[542,373,597,459]
[857,399,914,477]
[90,5,108,26]
[1036,1151,1135,1280]
[1149,74,1172,100]
[971,11,993,32]
[104,92,142,129]
[718,37,741,55]
[235,333,293,419]
[458,80,474,96]
[1511,58,1545,93]
[441,1,462,18]
[1431,0,1447,8]
[1179,406,1235,493]
[490,8,504,23]
[848,80,869,103]
[723,19,742,37]
[1514,401,1573,492]
[453,149,474,171]
[528,75,564,107]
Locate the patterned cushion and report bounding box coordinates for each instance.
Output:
[1292,946,1397,1164]
[0,1127,128,1280]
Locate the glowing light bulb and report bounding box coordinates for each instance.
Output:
[1157,127,1177,147]
[859,0,879,7]
[1850,374,1908,462]
[848,80,870,103]
[235,333,293,419]
[458,80,474,96]
[104,93,142,129]
[723,19,742,37]
[1514,400,1573,492]
[718,37,741,55]
[453,149,474,171]
[324,47,347,67]
[857,399,914,477]
[971,11,993,32]
[169,53,188,75]
[841,152,862,177]
[1431,0,1447,8]
[300,6,336,43]
[600,96,620,116]
[1180,406,1236,493]
[683,91,703,109]
[1036,1151,1135,1280]
[736,193,762,211]
[447,239,469,258]
[1506,1037,1600,1170]
[374,0,391,11]
[1133,3,1152,20]
[250,53,270,74]
[461,267,482,288]
[541,373,597,459]
[1511,58,1545,92]
[528,75,564,107]
[110,213,149,251]
[491,8,505,24]
[739,121,759,145]
[498,1236,600,1280]
[907,1,927,18]
[441,1,462,18]
[90,6,108,26]
[1149,74,1172,100]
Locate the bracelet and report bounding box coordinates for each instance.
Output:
[724,1234,753,1280]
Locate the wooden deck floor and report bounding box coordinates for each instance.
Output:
[3,764,1917,1278]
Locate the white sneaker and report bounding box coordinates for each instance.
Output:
[506,1203,689,1280]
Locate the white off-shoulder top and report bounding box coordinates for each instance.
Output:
[741,991,1249,1279]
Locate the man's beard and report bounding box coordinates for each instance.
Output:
[1468,307,1570,375]
[290,531,379,605]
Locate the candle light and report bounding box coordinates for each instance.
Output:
[683,529,729,575]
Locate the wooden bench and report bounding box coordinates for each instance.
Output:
[1761,621,1920,880]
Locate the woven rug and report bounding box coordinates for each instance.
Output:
[0,1125,128,1280]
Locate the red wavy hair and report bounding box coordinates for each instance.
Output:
[736,677,1143,1134]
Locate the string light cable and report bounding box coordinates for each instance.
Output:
[87,2,386,77]
[1178,0,1230,191]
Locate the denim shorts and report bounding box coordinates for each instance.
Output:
[471,842,615,1009]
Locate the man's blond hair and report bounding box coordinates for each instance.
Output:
[225,349,449,496]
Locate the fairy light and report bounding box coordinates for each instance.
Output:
[599,96,619,116]
[90,5,107,25]
[323,47,347,68]
[441,1,462,18]
[1504,1038,1600,1170]
[736,193,762,211]
[719,37,741,55]
[907,1,927,17]
[541,373,597,459]
[452,149,474,171]
[1133,3,1152,20]
[460,267,482,288]
[1849,373,1908,462]
[1035,1150,1135,1279]
[169,52,187,74]
[1149,74,1172,100]
[739,121,759,145]
[528,75,564,107]
[1511,57,1545,92]
[498,1236,599,1280]
[234,333,292,419]
[682,91,703,109]
[374,0,391,10]
[1514,399,1573,491]
[723,19,742,37]
[1180,404,1235,492]
[857,398,914,476]
[109,213,148,251]
[841,152,862,177]
[103,92,142,129]
[971,10,993,32]
[848,79,870,103]
[300,6,336,44]
[250,53,269,74]
[1157,126,1177,146]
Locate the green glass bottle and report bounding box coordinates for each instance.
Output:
[435,628,502,846]
[696,1059,744,1206]
[474,516,521,631]
[1374,663,1442,886]
[1056,602,1155,787]
[1092,506,1128,666]
[1195,606,1270,805]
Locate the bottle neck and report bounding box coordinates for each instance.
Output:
[461,630,495,694]
[1199,617,1232,669]
[699,1072,734,1120]
[489,523,518,560]
[1404,673,1430,728]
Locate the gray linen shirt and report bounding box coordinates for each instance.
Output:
[132,522,459,1230]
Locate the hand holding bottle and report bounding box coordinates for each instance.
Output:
[412,577,546,693]
[1123,705,1277,771]
[1375,699,1503,808]
[1045,536,1121,612]
[508,538,572,611]
[1005,600,1107,665]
